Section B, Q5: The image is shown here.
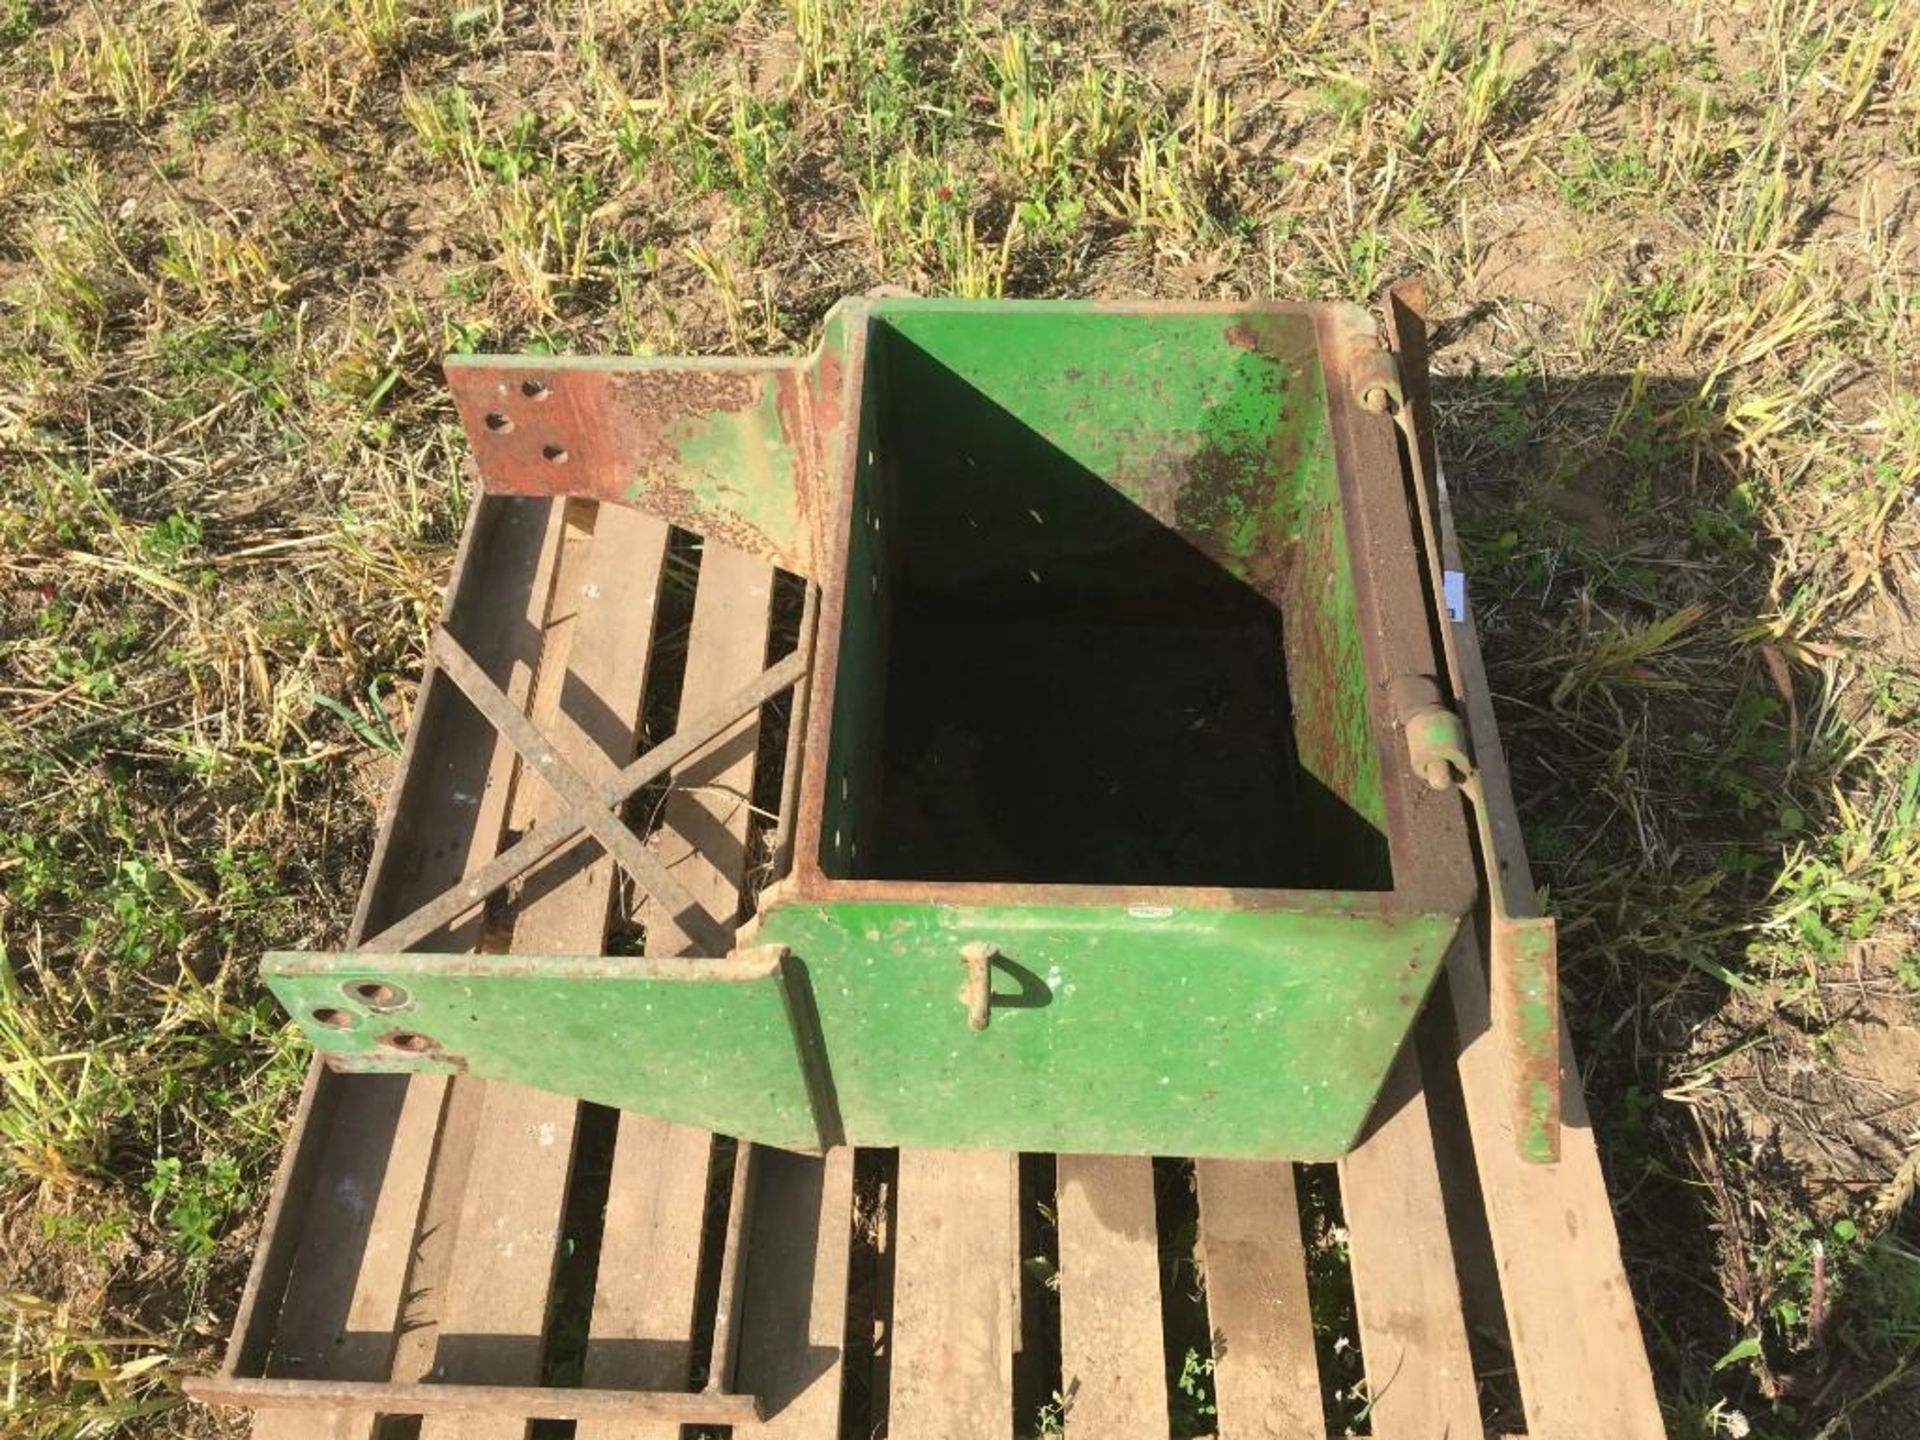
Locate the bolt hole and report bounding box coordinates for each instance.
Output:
[485,412,513,433]
[347,980,409,1012]
[381,1031,435,1054]
[311,1008,355,1031]
[543,444,569,464]
[521,379,550,400]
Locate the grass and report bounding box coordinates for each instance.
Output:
[0,0,1916,1435]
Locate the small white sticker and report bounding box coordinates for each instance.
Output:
[1443,569,1467,623]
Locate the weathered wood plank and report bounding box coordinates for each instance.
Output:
[384,1070,488,1391]
[1056,1155,1168,1439]
[734,1145,856,1439]
[1434,471,1664,1439]
[889,1149,1018,1440]
[577,538,775,1440]
[1194,1159,1322,1439]
[418,504,668,1440]
[253,498,568,1440]
[1440,822,1665,1435]
[1339,1052,1482,1439]
[575,1114,713,1434]
[639,540,775,949]
[413,1079,580,1440]
[197,1377,756,1423]
[264,1078,446,1379]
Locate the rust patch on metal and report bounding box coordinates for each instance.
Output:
[811,339,847,437]
[445,359,816,574]
[607,367,758,455]
[1492,912,1563,1163]
[184,1376,763,1423]
[376,1028,444,1057]
[1284,511,1364,800]
[1110,312,1309,607]
[601,370,772,561]
[786,318,870,897]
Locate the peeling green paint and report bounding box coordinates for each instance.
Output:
[754,902,1460,1158]
[331,298,1490,1160]
[1507,918,1560,1163]
[662,375,802,554]
[266,949,825,1150]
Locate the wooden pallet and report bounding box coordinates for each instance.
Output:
[195,486,1665,1440]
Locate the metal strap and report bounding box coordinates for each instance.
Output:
[426,629,732,956]
[357,611,815,957]
[1385,280,1562,1164]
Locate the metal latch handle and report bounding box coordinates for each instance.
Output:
[1380,280,1563,1167]
[959,943,996,1032]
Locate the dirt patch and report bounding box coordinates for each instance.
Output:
[1545,449,1626,545]
[1475,210,1592,310]
[1717,979,1920,1216]
[1847,556,1920,670]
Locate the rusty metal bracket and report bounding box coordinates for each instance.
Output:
[1324,301,1407,416]
[445,307,863,580]
[1353,348,1405,416]
[1400,684,1562,1164]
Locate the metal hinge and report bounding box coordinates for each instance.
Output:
[1352,347,1405,416]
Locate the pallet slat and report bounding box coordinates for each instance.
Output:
[1056,1156,1168,1439]
[199,1378,755,1423]
[1339,1050,1483,1439]
[258,1077,440,1382]
[734,1146,857,1438]
[639,541,774,949]
[889,1150,1018,1440]
[415,1081,580,1427]
[385,1072,487,1391]
[1450,975,1660,1440]
[245,1078,447,1440]
[253,499,568,1440]
[579,539,776,1440]
[574,1114,713,1440]
[1442,610,1665,1438]
[418,504,665,1440]
[1194,1159,1323,1439]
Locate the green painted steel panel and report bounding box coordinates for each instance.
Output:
[821,304,1386,882]
[1507,917,1561,1163]
[266,950,825,1150]
[866,304,1324,545]
[270,299,1505,1160]
[754,902,1460,1159]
